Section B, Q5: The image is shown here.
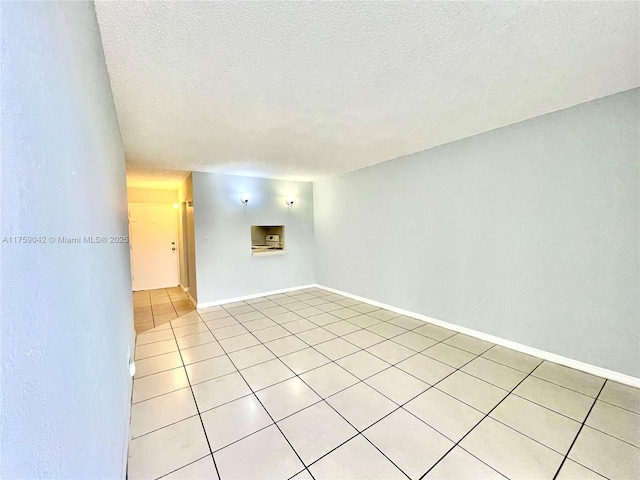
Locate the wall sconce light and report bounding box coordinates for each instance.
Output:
[173,203,179,209]
[240,193,250,205]
[285,196,294,207]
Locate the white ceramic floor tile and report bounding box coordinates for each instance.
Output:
[365,366,430,405]
[136,329,175,346]
[396,353,455,385]
[598,381,640,414]
[259,305,289,317]
[135,351,183,378]
[252,325,291,343]
[128,416,210,480]
[326,382,398,430]
[172,323,211,338]
[283,318,317,334]
[199,309,231,321]
[404,388,484,442]
[309,435,406,479]
[391,331,438,352]
[176,331,216,350]
[296,306,324,318]
[239,358,295,391]
[462,357,528,390]
[300,363,359,398]
[279,401,358,465]
[191,371,251,412]
[242,317,277,332]
[555,459,606,479]
[185,355,236,385]
[296,327,337,346]
[201,394,273,451]
[205,317,238,330]
[256,377,322,421]
[264,335,309,356]
[307,312,342,325]
[532,362,605,397]
[133,367,190,403]
[349,303,380,314]
[437,371,508,414]
[364,408,454,479]
[387,315,425,330]
[161,455,219,480]
[346,315,382,328]
[218,333,260,353]
[214,425,304,479]
[514,376,593,421]
[569,426,640,479]
[180,342,225,365]
[314,338,360,360]
[424,447,505,479]
[225,305,254,316]
[342,329,386,349]
[490,394,581,454]
[368,309,401,321]
[461,417,563,479]
[233,310,265,323]
[413,323,457,341]
[270,311,304,324]
[336,350,390,380]
[366,340,415,365]
[586,399,640,447]
[481,345,542,373]
[367,322,407,339]
[130,388,198,439]
[444,334,494,355]
[423,342,477,368]
[211,324,248,341]
[324,320,362,336]
[228,344,275,369]
[135,339,178,360]
[331,307,361,320]
[280,347,332,374]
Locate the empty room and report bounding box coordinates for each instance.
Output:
[1,1,638,479]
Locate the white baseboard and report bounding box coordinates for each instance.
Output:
[196,284,316,309]
[315,284,640,389]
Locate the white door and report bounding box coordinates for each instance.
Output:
[129,204,179,291]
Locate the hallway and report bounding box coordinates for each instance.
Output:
[134,287,196,334]
[129,287,640,479]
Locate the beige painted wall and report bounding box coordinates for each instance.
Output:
[127,187,177,204]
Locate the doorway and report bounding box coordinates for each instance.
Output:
[129,203,180,291]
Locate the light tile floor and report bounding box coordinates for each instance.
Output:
[134,287,196,334]
[129,287,640,479]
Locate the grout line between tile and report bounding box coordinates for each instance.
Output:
[552,380,608,479]
[168,321,222,480]
[418,361,545,479]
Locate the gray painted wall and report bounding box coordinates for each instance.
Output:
[193,172,315,303]
[1,2,134,478]
[314,89,639,377]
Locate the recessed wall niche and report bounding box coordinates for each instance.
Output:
[251,225,286,256]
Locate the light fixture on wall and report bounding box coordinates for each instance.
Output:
[240,193,250,205]
[173,203,179,209]
[285,196,294,207]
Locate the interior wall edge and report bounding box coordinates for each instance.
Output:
[315,283,640,389]
[196,284,316,309]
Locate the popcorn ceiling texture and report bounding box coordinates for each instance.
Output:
[95,1,639,181]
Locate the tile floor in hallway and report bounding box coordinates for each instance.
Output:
[134,287,196,334]
[129,287,640,479]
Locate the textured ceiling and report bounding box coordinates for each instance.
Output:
[96,1,639,182]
